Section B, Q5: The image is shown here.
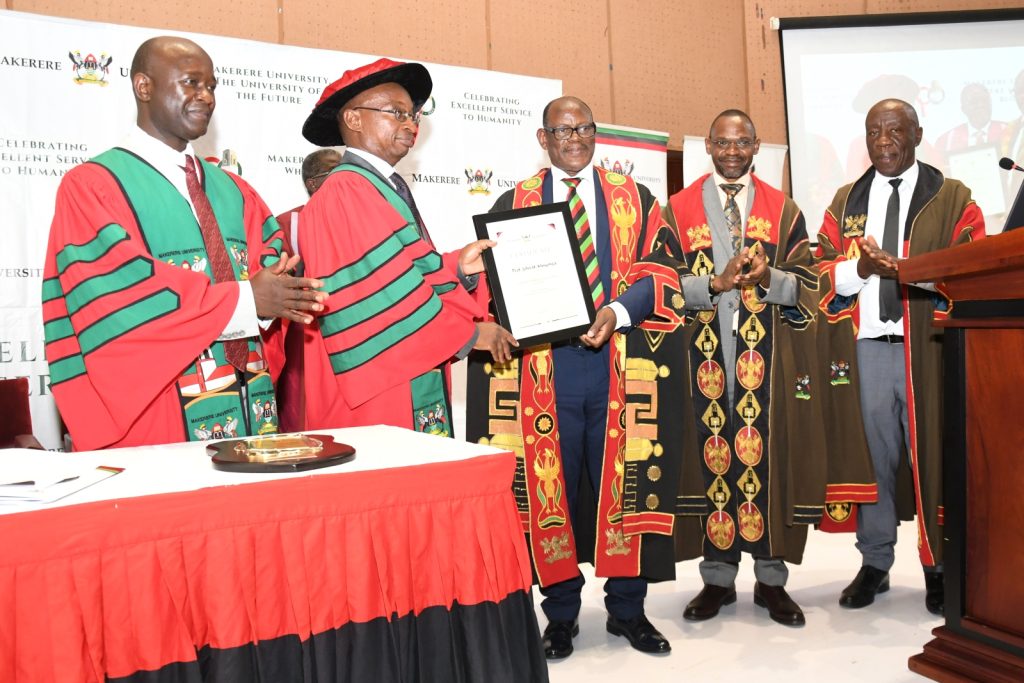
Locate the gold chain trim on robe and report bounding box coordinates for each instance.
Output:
[668,175,781,557]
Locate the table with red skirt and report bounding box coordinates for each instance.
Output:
[0,426,548,682]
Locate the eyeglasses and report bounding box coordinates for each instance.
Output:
[710,138,756,149]
[351,106,422,124]
[543,123,597,140]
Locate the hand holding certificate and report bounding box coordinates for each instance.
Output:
[473,202,596,347]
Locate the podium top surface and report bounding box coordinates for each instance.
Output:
[899,229,1024,300]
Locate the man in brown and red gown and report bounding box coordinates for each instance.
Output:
[817,98,985,615]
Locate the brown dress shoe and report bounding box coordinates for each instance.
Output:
[839,566,890,608]
[683,583,737,621]
[753,582,806,626]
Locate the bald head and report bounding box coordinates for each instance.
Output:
[542,96,592,129]
[867,98,920,127]
[538,96,596,175]
[865,98,922,177]
[708,109,756,138]
[131,36,217,152]
[131,37,210,82]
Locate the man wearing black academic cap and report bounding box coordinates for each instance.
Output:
[299,58,516,432]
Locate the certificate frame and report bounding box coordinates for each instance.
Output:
[473,202,596,347]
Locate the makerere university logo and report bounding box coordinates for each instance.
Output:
[599,157,634,176]
[68,50,113,86]
[464,167,493,195]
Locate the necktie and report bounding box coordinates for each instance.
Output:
[183,156,249,372]
[879,177,903,323]
[973,129,986,146]
[390,172,433,246]
[563,177,605,308]
[720,183,743,254]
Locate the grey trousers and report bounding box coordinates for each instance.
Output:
[700,558,789,587]
[855,338,912,572]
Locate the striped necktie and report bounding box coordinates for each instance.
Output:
[563,177,605,308]
[183,156,249,372]
[720,183,743,254]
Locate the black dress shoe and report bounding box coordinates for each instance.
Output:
[753,582,806,626]
[924,572,944,616]
[542,619,578,660]
[683,583,737,621]
[606,614,671,653]
[839,566,890,608]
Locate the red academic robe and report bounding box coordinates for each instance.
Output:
[42,161,283,451]
[299,169,485,430]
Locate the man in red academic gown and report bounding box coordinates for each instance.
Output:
[298,58,516,432]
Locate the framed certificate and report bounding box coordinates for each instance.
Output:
[473,202,596,347]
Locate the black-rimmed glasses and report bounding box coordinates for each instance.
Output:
[709,138,756,149]
[543,123,597,140]
[352,106,422,124]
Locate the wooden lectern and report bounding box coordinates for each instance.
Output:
[901,228,1024,682]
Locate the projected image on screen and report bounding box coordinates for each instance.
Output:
[780,11,1024,236]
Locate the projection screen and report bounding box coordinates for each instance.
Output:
[779,9,1024,238]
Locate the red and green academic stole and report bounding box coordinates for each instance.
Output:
[87,150,279,441]
[324,164,456,432]
[668,175,781,556]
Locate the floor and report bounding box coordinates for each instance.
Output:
[538,523,941,683]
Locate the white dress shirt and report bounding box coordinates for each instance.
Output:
[346,147,400,189]
[550,162,600,251]
[120,127,259,341]
[833,162,920,338]
[968,125,987,146]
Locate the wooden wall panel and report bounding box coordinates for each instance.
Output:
[867,0,1022,13]
[489,0,613,125]
[609,0,747,148]
[745,0,1023,147]
[279,0,488,69]
[6,0,1021,152]
[742,0,865,146]
[12,0,280,42]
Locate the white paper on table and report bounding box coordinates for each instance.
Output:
[0,456,123,504]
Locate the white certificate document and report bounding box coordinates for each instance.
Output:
[474,202,595,346]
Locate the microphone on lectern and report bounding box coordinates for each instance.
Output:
[999,157,1024,173]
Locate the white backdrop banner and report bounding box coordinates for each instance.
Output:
[594,123,670,204]
[0,9,561,448]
